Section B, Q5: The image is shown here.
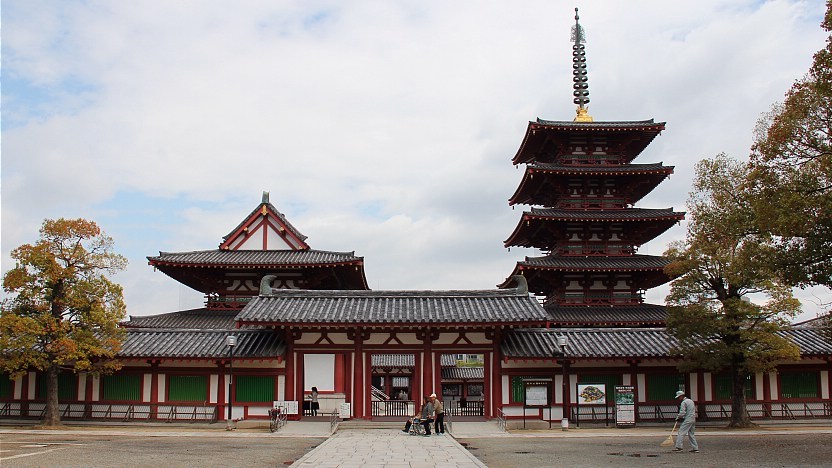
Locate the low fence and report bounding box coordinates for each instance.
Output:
[447,400,484,416]
[0,402,218,423]
[370,400,414,417]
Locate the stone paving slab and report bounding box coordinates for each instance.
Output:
[290,430,486,467]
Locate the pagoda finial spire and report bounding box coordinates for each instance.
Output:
[571,7,593,122]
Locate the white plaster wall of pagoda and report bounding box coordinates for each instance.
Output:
[755,372,765,399]
[821,370,830,399]
[304,354,335,392]
[157,374,166,402]
[501,374,509,405]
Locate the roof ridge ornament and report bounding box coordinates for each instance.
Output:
[571,7,593,122]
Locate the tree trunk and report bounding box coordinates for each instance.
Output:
[41,363,62,426]
[729,368,753,428]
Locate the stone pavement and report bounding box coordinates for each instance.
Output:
[290,430,486,468]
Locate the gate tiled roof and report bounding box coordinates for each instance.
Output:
[237,288,548,326]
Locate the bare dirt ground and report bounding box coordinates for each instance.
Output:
[457,433,832,467]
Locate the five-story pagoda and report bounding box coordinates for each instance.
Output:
[501,9,684,328]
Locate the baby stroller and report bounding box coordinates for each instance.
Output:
[406,416,427,436]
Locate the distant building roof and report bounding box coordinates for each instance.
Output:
[236,288,549,327]
[441,366,484,381]
[372,354,457,367]
[122,309,239,329]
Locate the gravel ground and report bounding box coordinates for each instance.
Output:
[457,433,832,467]
[1,433,326,467]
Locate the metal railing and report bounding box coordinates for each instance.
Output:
[330,410,339,433]
[496,408,507,432]
[0,402,218,423]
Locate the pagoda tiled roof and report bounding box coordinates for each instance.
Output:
[534,118,666,130]
[524,207,683,221]
[122,308,239,329]
[119,329,285,359]
[148,249,363,267]
[236,288,548,327]
[441,366,484,380]
[519,254,670,271]
[501,328,832,359]
[546,304,667,326]
[513,119,666,165]
[526,162,673,174]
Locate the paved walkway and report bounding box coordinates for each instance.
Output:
[290,430,485,467]
[3,419,831,467]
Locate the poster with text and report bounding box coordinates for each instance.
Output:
[615,385,635,427]
[577,383,606,405]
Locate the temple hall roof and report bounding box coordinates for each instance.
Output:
[545,304,667,327]
[148,249,363,267]
[119,329,286,360]
[501,328,832,359]
[519,254,670,271]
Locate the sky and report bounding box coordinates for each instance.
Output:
[2,0,829,321]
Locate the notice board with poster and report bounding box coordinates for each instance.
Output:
[576,383,606,405]
[614,385,635,427]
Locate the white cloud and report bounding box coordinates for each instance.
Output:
[2,0,828,321]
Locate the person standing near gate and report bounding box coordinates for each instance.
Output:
[430,393,445,435]
[310,387,319,417]
[672,390,699,453]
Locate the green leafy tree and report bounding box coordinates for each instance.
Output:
[664,155,801,428]
[1,218,127,426]
[749,5,832,296]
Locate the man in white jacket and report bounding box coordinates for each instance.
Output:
[673,390,700,453]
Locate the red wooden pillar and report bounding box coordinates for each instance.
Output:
[149,360,160,420]
[334,354,345,394]
[629,360,639,422]
[491,333,503,419]
[697,370,707,420]
[434,352,443,397]
[563,360,572,421]
[296,352,305,417]
[353,331,365,419]
[484,351,492,418]
[422,329,434,398]
[413,350,422,407]
[217,361,227,420]
[285,338,295,419]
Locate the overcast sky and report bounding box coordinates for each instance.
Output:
[2,0,829,321]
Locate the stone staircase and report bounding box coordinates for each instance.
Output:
[336,420,404,431]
